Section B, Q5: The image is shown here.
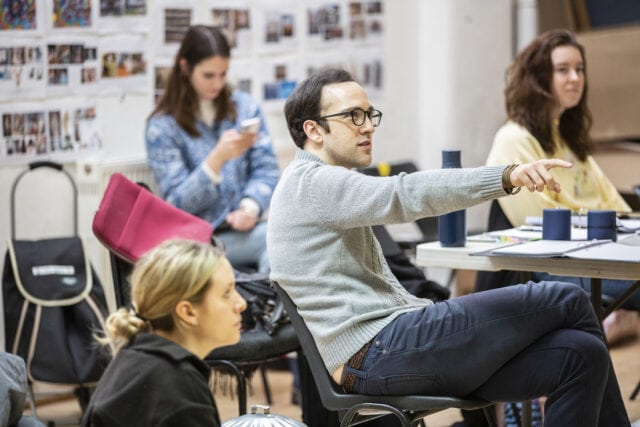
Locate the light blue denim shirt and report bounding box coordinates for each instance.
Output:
[145,91,280,228]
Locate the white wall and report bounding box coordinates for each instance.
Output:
[0,0,530,348]
[415,0,514,232]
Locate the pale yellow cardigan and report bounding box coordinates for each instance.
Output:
[486,121,630,227]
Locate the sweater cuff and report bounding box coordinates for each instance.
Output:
[239,198,260,216]
[201,162,223,184]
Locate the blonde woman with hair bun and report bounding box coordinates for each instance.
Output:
[82,239,246,427]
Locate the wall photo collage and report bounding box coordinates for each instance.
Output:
[0,0,385,164]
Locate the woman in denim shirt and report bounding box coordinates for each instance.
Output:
[146,25,279,272]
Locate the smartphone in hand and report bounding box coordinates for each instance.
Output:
[240,117,261,134]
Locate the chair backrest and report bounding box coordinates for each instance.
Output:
[626,185,640,211]
[271,281,348,410]
[109,252,134,308]
[487,199,514,232]
[371,225,403,257]
[271,281,494,421]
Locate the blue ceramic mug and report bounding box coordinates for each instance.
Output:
[587,210,617,242]
[542,208,571,240]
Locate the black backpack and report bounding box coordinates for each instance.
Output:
[2,237,109,385]
[2,162,109,388]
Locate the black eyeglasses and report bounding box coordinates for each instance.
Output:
[312,107,383,127]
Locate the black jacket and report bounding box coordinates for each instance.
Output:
[82,333,220,427]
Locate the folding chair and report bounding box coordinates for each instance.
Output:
[271,281,496,427]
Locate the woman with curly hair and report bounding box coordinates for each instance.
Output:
[469,28,638,427]
[483,29,639,333]
[487,28,630,226]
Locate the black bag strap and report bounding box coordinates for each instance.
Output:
[10,161,78,239]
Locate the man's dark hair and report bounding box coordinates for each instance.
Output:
[284,68,355,148]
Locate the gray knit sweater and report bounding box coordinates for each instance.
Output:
[267,150,507,374]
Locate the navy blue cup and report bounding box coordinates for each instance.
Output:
[587,210,617,242]
[542,208,571,240]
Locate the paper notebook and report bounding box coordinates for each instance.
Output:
[567,234,640,262]
[483,239,609,258]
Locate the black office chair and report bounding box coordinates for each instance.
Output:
[107,253,300,416]
[271,281,496,427]
[627,184,640,400]
[631,378,640,400]
[621,184,640,211]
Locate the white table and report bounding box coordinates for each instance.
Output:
[417,238,640,417]
[416,240,640,323]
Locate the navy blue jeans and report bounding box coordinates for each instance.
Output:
[348,281,629,427]
[532,272,640,311]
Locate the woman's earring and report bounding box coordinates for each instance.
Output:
[178,59,189,76]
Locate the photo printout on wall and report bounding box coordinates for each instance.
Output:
[46,36,99,97]
[1,0,36,29]
[347,0,383,43]
[0,99,102,164]
[154,0,197,56]
[257,0,299,53]
[1,109,47,157]
[0,39,46,101]
[97,0,149,33]
[99,33,149,94]
[52,0,93,29]
[210,3,252,55]
[99,0,146,17]
[260,54,300,108]
[307,2,345,47]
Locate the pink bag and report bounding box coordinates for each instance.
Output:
[92,173,214,263]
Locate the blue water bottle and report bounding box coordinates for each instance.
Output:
[438,150,466,247]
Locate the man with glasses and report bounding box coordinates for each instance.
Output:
[267,68,629,426]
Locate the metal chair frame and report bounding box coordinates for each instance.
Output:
[271,281,497,427]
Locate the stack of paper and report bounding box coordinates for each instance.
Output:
[567,242,640,262]
[481,233,640,262]
[487,239,607,258]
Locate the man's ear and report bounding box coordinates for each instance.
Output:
[303,119,323,145]
[174,300,198,327]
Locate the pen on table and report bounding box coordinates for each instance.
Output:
[518,226,542,232]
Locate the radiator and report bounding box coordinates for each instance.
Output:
[76,156,157,312]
